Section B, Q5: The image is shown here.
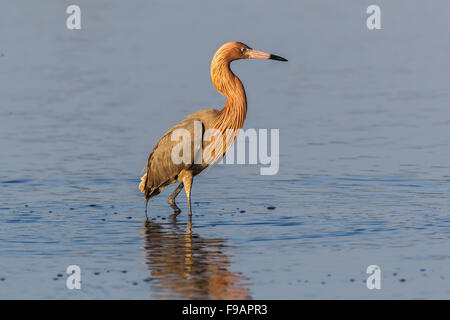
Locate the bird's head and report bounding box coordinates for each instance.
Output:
[215,41,288,63]
[210,41,287,96]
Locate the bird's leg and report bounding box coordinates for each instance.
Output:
[168,182,183,213]
[183,172,193,216]
[145,197,149,220]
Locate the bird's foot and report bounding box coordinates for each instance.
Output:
[169,203,182,214]
[168,197,182,214]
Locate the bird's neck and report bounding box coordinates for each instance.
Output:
[210,60,247,132]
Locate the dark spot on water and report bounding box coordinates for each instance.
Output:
[126,217,132,219]
[101,219,106,221]
[70,208,74,210]
[420,268,426,272]
[350,278,355,282]
[267,206,276,210]
[240,210,246,213]
[48,211,52,213]
[0,277,5,281]
[53,277,58,281]
[25,204,28,207]
[113,212,118,214]
[132,282,138,286]
[321,281,326,285]
[162,217,166,220]
[111,205,115,208]
[121,270,127,274]
[3,179,30,184]
[94,272,100,275]
[399,278,406,282]
[143,278,152,282]
[393,272,397,276]
[57,274,63,277]
[327,274,331,277]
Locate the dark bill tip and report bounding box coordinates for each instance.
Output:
[269,54,288,62]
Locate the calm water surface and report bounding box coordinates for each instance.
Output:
[0,0,449,299]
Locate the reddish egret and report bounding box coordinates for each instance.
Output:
[139,41,287,216]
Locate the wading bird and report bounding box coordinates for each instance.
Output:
[139,41,287,217]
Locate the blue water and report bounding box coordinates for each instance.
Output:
[0,0,449,299]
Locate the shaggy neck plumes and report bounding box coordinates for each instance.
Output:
[208,45,248,164]
[210,51,247,134]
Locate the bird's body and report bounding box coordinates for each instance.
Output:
[139,42,287,216]
[139,108,219,208]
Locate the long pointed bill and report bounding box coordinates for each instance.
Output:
[249,49,288,61]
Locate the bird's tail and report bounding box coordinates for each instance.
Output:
[139,164,150,200]
[140,168,151,215]
[139,172,147,194]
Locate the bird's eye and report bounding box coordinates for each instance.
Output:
[241,47,247,54]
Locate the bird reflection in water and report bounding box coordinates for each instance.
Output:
[140,215,251,299]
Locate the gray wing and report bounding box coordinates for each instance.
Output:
[140,117,205,198]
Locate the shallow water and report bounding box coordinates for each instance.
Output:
[1,0,449,299]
